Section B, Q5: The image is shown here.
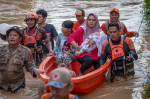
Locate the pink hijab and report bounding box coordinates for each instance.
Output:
[81,13,102,40]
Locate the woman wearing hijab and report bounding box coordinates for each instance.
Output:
[67,13,107,74]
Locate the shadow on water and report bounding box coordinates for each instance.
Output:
[0,0,149,99]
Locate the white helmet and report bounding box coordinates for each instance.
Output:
[0,23,10,35]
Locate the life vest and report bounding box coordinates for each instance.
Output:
[41,93,76,99]
[23,28,38,47]
[105,20,124,35]
[109,35,125,61]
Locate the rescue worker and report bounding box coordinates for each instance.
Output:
[0,23,10,41]
[101,8,139,37]
[0,26,44,92]
[22,12,52,65]
[73,8,85,32]
[36,9,58,55]
[100,22,138,82]
[41,67,79,99]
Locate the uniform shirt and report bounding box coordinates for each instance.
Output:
[73,21,83,32]
[100,36,138,66]
[43,24,58,49]
[101,22,135,37]
[22,26,47,47]
[0,44,36,91]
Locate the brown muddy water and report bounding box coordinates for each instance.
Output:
[0,0,149,99]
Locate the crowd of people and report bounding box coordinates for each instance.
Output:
[0,8,139,98]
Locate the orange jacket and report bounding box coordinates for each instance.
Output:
[101,21,135,37]
[73,21,84,32]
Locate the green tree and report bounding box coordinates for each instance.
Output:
[143,0,150,26]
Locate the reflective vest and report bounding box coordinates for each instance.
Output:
[23,28,38,47]
[41,93,76,99]
[105,20,124,35]
[109,35,125,61]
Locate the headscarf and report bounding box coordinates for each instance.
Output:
[80,13,102,40]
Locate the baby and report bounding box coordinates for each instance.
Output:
[75,31,107,56]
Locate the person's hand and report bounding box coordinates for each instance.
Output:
[65,50,71,55]
[106,58,111,62]
[75,46,81,52]
[47,51,55,56]
[33,68,45,77]
[88,39,95,48]
[134,31,139,37]
[75,51,81,56]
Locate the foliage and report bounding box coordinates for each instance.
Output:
[143,0,150,26]
[142,82,150,99]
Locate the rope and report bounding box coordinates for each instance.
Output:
[130,54,150,83]
[133,15,144,43]
[131,15,150,83]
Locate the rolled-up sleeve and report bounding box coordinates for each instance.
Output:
[67,27,84,45]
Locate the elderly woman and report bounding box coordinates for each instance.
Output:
[67,13,107,73]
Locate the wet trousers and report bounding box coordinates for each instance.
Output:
[77,55,100,73]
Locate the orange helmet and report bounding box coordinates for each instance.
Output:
[24,12,38,22]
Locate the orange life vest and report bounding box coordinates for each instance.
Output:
[105,20,124,35]
[23,28,38,47]
[109,35,125,60]
[41,93,76,99]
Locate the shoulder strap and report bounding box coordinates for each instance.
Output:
[105,20,109,35]
[119,21,124,34]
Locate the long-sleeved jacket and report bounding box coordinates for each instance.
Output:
[100,35,138,66]
[0,44,36,91]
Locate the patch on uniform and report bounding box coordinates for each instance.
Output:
[114,48,120,54]
[52,73,60,80]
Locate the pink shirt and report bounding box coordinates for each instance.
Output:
[67,27,99,60]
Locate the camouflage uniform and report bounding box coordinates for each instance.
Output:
[0,44,36,91]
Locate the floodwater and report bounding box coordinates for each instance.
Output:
[0,0,149,99]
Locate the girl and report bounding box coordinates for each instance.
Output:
[51,20,76,76]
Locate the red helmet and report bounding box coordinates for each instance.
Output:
[24,12,38,22]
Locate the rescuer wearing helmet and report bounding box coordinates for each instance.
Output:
[0,26,44,92]
[22,12,52,65]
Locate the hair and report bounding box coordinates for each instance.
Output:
[108,22,120,31]
[62,20,74,33]
[36,9,47,18]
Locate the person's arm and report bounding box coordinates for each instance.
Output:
[40,28,52,53]
[45,40,52,52]
[99,41,108,67]
[67,27,84,51]
[25,49,44,77]
[126,37,138,60]
[70,41,81,52]
[124,25,139,37]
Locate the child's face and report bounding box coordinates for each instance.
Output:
[61,24,70,36]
